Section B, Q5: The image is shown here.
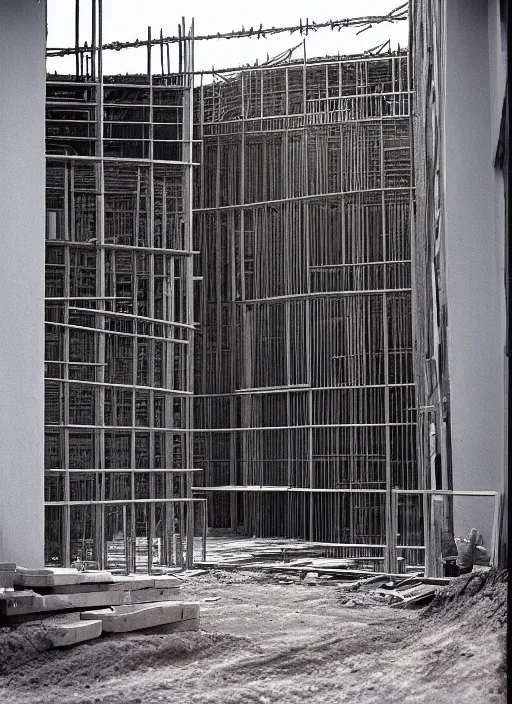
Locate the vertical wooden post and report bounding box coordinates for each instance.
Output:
[183,19,195,569]
[62,161,71,567]
[147,25,156,576]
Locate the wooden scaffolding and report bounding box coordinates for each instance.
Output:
[192,52,421,570]
[44,3,201,570]
[44,5,448,572]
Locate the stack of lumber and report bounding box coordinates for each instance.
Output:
[44,601,200,648]
[1,568,184,616]
[197,537,388,572]
[0,564,200,648]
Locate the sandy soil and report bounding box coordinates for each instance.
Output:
[0,569,506,704]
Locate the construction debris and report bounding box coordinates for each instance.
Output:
[191,537,423,581]
[337,574,438,608]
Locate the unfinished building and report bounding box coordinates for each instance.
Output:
[42,3,502,575]
[192,52,421,570]
[44,6,200,570]
[43,37,421,571]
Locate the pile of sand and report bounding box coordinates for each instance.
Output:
[422,568,507,631]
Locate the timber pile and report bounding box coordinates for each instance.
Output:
[197,537,384,571]
[0,564,200,649]
[197,538,398,576]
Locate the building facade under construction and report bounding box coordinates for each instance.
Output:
[43,42,420,570]
[192,52,421,569]
[1,1,505,577]
[44,9,201,570]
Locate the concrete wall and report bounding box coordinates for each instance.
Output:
[443,0,506,546]
[0,0,46,567]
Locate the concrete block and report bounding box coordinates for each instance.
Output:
[0,590,37,614]
[0,573,14,589]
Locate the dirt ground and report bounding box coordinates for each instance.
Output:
[0,569,506,704]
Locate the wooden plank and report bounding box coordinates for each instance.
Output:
[80,601,199,633]
[431,497,445,578]
[390,585,438,609]
[14,568,114,588]
[123,587,181,605]
[173,569,208,579]
[3,589,125,616]
[337,575,389,591]
[150,576,182,588]
[40,583,111,595]
[247,565,379,578]
[109,575,182,591]
[419,576,453,586]
[108,577,155,591]
[46,619,103,647]
[397,584,434,597]
[196,562,394,578]
[374,588,407,601]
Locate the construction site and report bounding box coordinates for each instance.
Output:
[0,0,508,702]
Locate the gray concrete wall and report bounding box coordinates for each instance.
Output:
[487,0,509,565]
[0,0,46,567]
[443,0,506,547]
